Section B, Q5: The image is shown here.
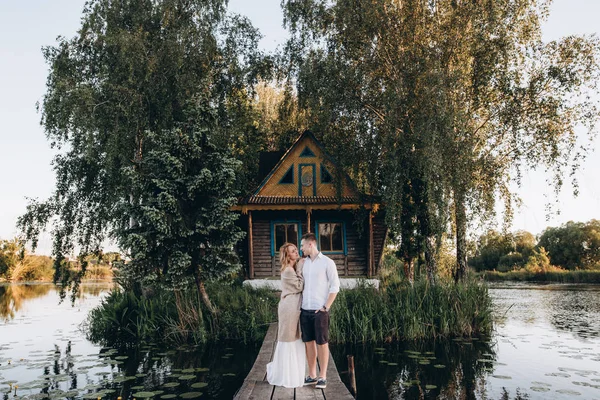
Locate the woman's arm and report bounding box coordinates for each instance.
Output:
[282,266,304,292]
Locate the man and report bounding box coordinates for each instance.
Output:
[299,232,341,389]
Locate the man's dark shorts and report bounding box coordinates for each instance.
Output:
[300,308,330,345]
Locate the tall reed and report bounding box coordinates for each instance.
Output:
[85,283,278,347]
[482,270,600,283]
[329,278,493,343]
[86,279,493,347]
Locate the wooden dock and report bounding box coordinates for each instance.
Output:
[234,323,355,400]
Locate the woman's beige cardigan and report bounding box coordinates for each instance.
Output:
[277,263,304,342]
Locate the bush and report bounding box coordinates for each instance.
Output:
[497,252,524,272]
[85,283,278,347]
[329,278,493,343]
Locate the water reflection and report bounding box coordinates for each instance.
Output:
[0,284,52,320]
[332,337,497,399]
[0,331,259,399]
[0,283,114,321]
[0,283,260,400]
[490,283,600,340]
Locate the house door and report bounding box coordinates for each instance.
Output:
[299,164,316,197]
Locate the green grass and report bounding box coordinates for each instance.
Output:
[480,269,600,283]
[329,278,493,343]
[85,283,278,347]
[86,278,493,347]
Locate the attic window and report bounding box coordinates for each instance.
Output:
[321,164,333,183]
[279,165,294,184]
[300,146,316,157]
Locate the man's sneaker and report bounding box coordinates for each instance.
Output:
[315,378,327,389]
[304,376,318,386]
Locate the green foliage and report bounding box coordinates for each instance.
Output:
[0,238,55,281]
[482,269,600,284]
[282,0,600,282]
[497,252,525,272]
[538,220,600,270]
[330,278,493,343]
[523,247,552,273]
[469,230,536,271]
[86,279,492,346]
[85,283,278,347]
[113,123,245,290]
[18,0,269,297]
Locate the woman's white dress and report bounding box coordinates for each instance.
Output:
[266,265,306,388]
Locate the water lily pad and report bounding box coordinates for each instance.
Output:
[82,393,105,399]
[191,383,208,389]
[160,395,177,399]
[425,385,437,390]
[178,375,196,381]
[132,385,146,390]
[492,375,512,380]
[530,386,550,392]
[133,392,156,398]
[162,382,180,388]
[556,389,581,395]
[387,362,398,366]
[179,392,203,399]
[195,368,209,372]
[223,373,236,377]
[434,364,446,368]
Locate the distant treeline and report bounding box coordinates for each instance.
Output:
[0,238,117,281]
[469,219,600,273]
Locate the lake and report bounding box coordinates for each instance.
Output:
[1,282,599,399]
[332,282,600,399]
[0,283,259,399]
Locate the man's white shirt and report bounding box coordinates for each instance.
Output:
[301,252,340,310]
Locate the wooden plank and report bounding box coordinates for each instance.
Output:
[295,385,322,400]
[236,322,352,400]
[245,323,278,382]
[272,386,295,399]
[234,381,256,400]
[344,255,348,276]
[368,212,374,277]
[249,211,254,278]
[248,381,275,400]
[322,352,354,400]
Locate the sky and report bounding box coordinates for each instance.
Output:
[0,0,598,255]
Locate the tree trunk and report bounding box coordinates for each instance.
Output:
[425,235,437,285]
[454,190,467,283]
[196,279,217,316]
[403,258,414,284]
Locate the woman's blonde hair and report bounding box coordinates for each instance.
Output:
[279,242,298,271]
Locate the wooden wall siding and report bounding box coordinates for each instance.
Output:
[249,210,370,277]
[372,215,387,272]
[256,135,356,198]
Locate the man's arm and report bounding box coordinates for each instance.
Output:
[323,292,337,311]
[317,258,340,312]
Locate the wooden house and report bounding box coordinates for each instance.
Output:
[234,131,387,278]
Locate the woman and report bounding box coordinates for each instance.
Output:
[266,242,306,388]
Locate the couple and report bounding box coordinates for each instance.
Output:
[266,232,341,389]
